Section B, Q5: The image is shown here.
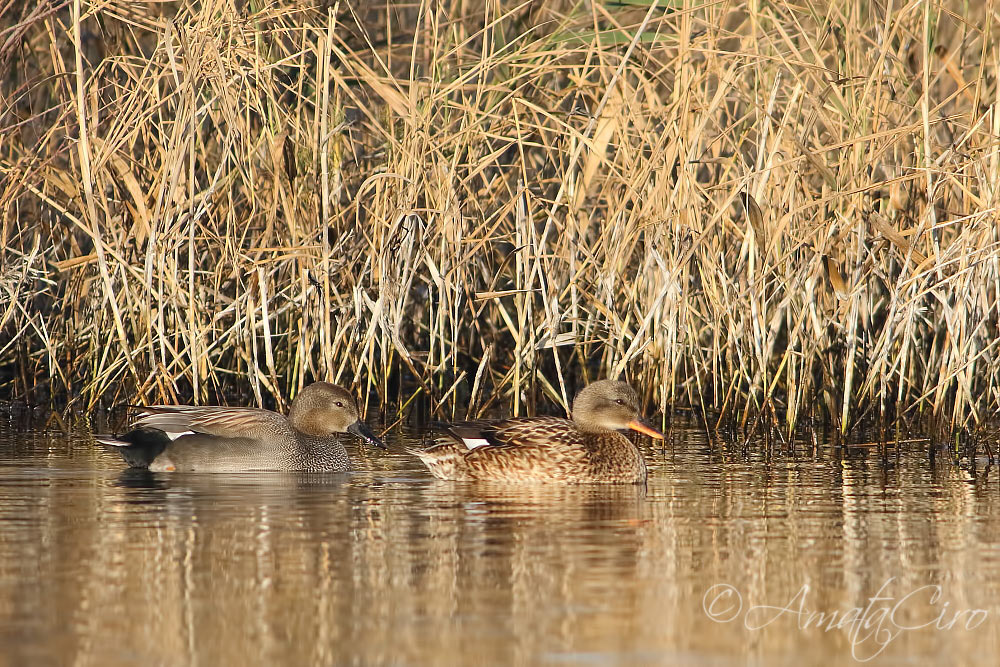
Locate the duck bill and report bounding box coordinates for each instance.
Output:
[627,418,664,440]
[348,421,388,450]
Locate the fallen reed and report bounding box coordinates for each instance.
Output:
[1,0,999,442]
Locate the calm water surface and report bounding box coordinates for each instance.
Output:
[2,414,999,666]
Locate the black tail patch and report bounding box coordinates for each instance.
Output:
[95,427,171,468]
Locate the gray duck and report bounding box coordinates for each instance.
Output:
[95,382,385,472]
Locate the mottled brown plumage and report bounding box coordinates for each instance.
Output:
[409,381,663,484]
[95,382,386,472]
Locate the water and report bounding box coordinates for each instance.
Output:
[2,417,999,666]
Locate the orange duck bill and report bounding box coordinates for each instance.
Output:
[627,418,664,440]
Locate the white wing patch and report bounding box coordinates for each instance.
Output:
[164,430,195,440]
[461,437,491,450]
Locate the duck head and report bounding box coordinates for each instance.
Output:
[571,380,664,439]
[288,382,387,449]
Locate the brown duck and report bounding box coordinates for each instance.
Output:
[409,380,663,483]
[95,382,386,472]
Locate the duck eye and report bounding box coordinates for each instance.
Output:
[335,401,344,408]
[615,399,626,406]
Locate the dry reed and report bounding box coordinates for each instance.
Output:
[2,0,999,444]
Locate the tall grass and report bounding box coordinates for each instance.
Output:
[1,0,999,441]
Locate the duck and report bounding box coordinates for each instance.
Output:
[408,380,663,483]
[95,381,386,472]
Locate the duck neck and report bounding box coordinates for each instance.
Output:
[572,412,616,434]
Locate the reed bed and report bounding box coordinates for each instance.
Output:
[2,0,999,443]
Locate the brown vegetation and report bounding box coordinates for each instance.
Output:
[1,0,999,440]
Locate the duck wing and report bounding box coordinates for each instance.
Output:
[434,416,575,450]
[132,406,292,440]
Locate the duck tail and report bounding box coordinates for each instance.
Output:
[403,446,436,465]
[94,435,128,447]
[93,428,170,468]
[405,443,471,481]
